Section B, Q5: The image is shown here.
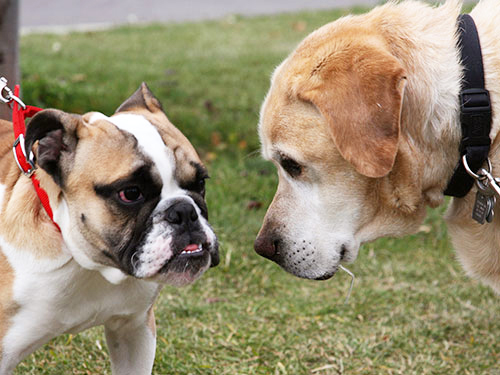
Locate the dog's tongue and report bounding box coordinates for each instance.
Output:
[183,244,200,253]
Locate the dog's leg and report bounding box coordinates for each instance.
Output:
[104,307,157,375]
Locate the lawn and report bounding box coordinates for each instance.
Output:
[14,3,499,375]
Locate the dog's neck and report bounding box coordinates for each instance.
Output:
[375,1,468,207]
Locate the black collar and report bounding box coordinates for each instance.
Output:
[444,14,492,198]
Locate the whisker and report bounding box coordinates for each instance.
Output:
[131,252,141,273]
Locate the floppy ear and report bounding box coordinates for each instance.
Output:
[298,48,406,178]
[115,82,164,114]
[25,109,80,186]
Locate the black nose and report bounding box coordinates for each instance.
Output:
[166,202,199,227]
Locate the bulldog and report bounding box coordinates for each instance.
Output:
[0,83,219,374]
[254,0,500,293]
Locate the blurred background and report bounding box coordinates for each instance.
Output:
[20,0,381,34]
[2,1,495,375]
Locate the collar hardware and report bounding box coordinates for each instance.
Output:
[444,14,492,198]
[12,134,36,177]
[0,77,61,233]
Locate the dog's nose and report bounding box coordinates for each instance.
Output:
[254,234,278,260]
[166,202,199,227]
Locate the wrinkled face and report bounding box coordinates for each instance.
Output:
[27,85,219,286]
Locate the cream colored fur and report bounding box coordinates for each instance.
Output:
[256,0,500,293]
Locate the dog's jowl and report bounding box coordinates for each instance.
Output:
[255,0,500,293]
[0,83,219,374]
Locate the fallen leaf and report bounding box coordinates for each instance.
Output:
[246,200,263,210]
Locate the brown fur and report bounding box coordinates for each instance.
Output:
[291,30,406,178]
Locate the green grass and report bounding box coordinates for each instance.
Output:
[14,3,499,375]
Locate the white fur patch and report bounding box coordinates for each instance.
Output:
[133,223,174,278]
[109,113,182,199]
[0,233,159,371]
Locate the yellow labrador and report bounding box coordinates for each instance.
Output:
[254,0,500,293]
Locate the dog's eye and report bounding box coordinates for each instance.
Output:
[196,177,207,197]
[281,158,302,177]
[179,177,207,197]
[118,187,144,204]
[198,178,206,192]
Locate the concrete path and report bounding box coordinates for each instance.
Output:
[20,0,381,34]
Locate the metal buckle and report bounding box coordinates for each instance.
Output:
[12,134,36,177]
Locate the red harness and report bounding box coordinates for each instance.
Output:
[11,85,61,232]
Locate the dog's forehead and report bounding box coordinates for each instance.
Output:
[113,106,201,165]
[82,111,204,188]
[259,85,334,164]
[109,113,177,193]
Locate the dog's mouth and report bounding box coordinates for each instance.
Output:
[179,243,205,257]
[179,242,220,266]
[271,243,350,281]
[149,239,219,286]
[177,240,219,266]
[312,245,348,280]
[127,227,219,285]
[314,269,338,281]
[161,242,207,271]
[159,239,219,274]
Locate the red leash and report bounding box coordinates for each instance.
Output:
[10,85,61,232]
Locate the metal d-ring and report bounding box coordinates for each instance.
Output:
[0,76,26,109]
[0,77,12,104]
[462,154,492,180]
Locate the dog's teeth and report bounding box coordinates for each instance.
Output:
[181,244,203,254]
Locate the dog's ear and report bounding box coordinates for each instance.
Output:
[298,47,406,178]
[115,82,164,114]
[25,109,80,186]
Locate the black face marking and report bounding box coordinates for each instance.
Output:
[94,165,162,211]
[81,213,86,223]
[179,161,209,198]
[196,194,210,219]
[89,155,215,276]
[92,165,162,274]
[102,250,116,262]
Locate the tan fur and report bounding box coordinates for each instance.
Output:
[257,0,500,292]
[0,119,16,217]
[113,86,203,186]
[0,119,62,257]
[0,120,14,186]
[291,26,406,178]
[146,305,156,336]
